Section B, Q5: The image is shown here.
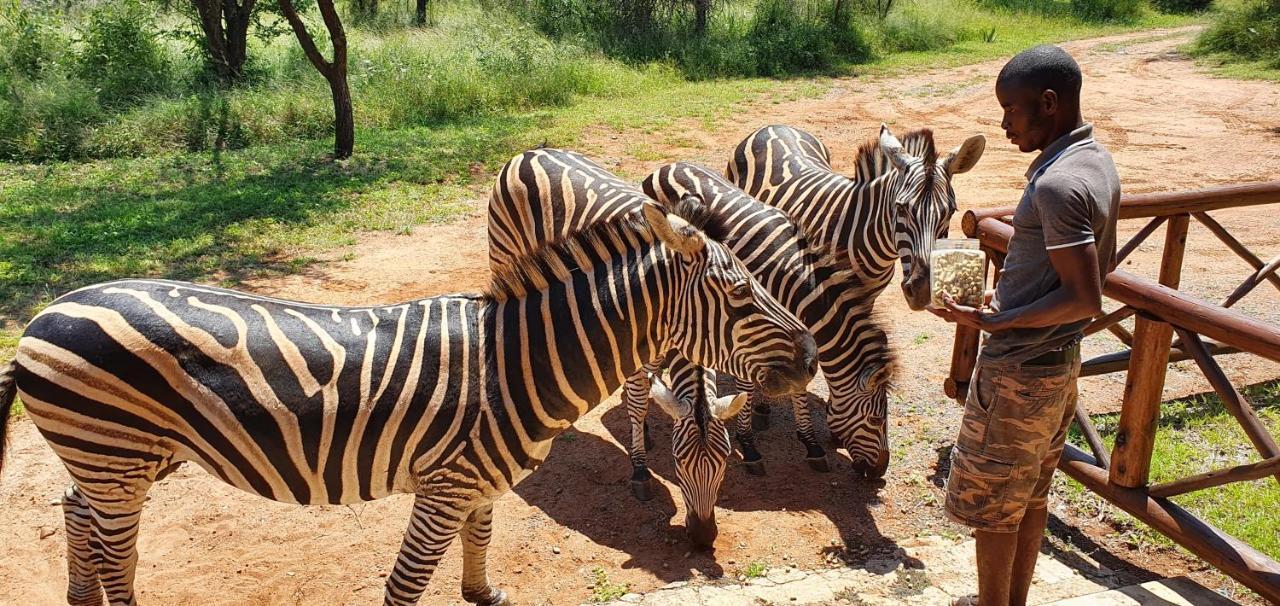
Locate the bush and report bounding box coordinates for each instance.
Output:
[748,0,835,75]
[76,0,171,108]
[1151,0,1212,13]
[0,6,70,79]
[1071,0,1146,22]
[1198,0,1280,63]
[0,74,104,161]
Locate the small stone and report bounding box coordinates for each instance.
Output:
[37,526,56,540]
[552,546,561,554]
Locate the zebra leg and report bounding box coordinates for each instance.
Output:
[624,365,659,501]
[792,394,830,473]
[83,493,148,605]
[736,377,771,431]
[383,495,466,606]
[460,504,510,606]
[735,389,766,476]
[62,485,103,606]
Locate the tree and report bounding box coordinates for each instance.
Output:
[693,0,710,34]
[278,0,353,158]
[416,0,429,26]
[352,0,377,21]
[189,0,257,86]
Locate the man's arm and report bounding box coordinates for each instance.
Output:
[931,242,1103,331]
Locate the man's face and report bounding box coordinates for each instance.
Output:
[996,81,1055,153]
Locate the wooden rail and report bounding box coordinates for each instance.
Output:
[949,180,1280,603]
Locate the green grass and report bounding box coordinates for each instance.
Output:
[739,560,768,579]
[1059,379,1280,562]
[589,567,629,602]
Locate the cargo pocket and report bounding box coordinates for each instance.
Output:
[945,445,1019,531]
[1015,372,1071,415]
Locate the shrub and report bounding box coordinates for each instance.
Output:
[1151,0,1212,13]
[1198,0,1280,64]
[0,6,70,79]
[76,0,171,108]
[1071,0,1146,22]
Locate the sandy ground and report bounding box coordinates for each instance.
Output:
[3,27,1280,605]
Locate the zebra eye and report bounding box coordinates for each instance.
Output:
[729,282,752,301]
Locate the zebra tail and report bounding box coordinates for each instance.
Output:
[0,359,16,476]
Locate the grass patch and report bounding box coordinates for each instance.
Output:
[589,567,629,602]
[1059,379,1280,561]
[1191,0,1280,80]
[739,560,768,579]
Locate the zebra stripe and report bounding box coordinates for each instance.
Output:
[486,148,814,547]
[727,124,985,311]
[642,162,897,478]
[4,207,814,606]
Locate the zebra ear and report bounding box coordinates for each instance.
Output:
[942,134,986,176]
[879,124,914,173]
[710,392,749,421]
[648,373,692,419]
[642,201,706,257]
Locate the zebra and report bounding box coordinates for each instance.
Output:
[728,124,986,311]
[0,204,816,606]
[487,148,796,548]
[727,124,984,443]
[642,163,897,478]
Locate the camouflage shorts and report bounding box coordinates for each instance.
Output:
[944,352,1080,533]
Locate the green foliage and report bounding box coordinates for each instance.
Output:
[1151,0,1212,13]
[0,3,69,79]
[76,0,172,108]
[1071,0,1147,22]
[1198,0,1280,65]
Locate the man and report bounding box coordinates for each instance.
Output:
[930,45,1121,606]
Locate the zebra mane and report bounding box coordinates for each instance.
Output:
[659,169,895,345]
[484,202,711,302]
[851,128,938,182]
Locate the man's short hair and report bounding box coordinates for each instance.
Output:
[997,45,1082,103]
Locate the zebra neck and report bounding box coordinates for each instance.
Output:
[482,254,670,443]
[826,175,899,286]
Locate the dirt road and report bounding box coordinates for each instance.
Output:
[2,27,1278,605]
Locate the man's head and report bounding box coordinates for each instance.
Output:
[996,45,1083,153]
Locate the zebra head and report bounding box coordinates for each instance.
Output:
[827,340,897,479]
[879,125,986,310]
[643,200,818,397]
[648,363,746,549]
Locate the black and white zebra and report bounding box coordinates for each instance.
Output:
[487,148,781,548]
[728,124,986,311]
[642,163,897,478]
[0,205,816,606]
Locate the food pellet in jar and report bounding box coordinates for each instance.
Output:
[930,249,985,307]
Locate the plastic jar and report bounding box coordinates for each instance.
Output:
[930,238,987,308]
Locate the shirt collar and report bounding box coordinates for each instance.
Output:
[1025,123,1094,180]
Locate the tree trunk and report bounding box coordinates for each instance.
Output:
[416,0,428,26]
[278,0,354,159]
[191,0,256,86]
[693,0,709,35]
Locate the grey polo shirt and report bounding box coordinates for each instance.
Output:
[981,123,1121,363]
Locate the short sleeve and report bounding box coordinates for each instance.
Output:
[1032,173,1095,250]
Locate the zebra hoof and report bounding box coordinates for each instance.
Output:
[463,586,510,606]
[751,412,771,431]
[743,459,766,476]
[631,479,655,501]
[806,456,831,473]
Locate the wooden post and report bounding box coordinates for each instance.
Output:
[945,324,981,403]
[1109,214,1188,488]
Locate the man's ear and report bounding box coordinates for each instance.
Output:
[1041,88,1059,116]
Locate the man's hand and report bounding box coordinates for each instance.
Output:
[928,293,999,331]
